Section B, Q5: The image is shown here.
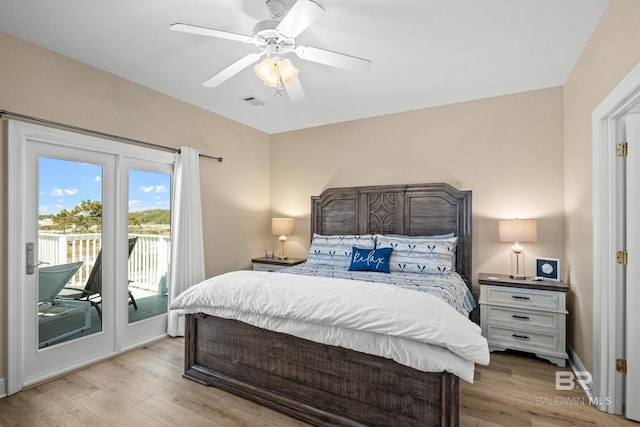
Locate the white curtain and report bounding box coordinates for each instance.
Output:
[168,146,206,336]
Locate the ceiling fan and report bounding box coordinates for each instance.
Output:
[170,0,372,101]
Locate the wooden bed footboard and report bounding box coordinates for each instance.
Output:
[184,314,460,427]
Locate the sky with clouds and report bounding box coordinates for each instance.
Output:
[39,157,171,215]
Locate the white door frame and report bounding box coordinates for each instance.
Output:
[622,113,640,422]
[6,120,175,395]
[592,62,640,415]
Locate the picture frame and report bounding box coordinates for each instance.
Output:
[536,257,560,281]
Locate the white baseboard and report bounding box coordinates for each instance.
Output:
[567,343,595,401]
[0,377,7,398]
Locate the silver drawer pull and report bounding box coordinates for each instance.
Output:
[511,295,531,300]
[512,315,530,320]
[512,334,530,340]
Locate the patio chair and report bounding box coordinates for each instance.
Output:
[60,237,139,320]
[39,261,84,305]
[38,261,92,346]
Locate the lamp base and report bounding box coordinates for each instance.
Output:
[510,251,526,280]
[278,237,288,260]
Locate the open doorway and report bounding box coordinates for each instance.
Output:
[592,62,640,421]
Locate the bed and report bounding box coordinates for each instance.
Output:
[172,183,487,427]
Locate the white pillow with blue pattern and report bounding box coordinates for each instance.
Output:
[307,234,376,268]
[375,234,458,274]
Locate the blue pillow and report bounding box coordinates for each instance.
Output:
[348,246,393,273]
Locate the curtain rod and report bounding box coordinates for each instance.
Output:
[0,110,223,162]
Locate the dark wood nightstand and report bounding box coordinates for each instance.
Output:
[478,273,569,367]
[251,257,305,272]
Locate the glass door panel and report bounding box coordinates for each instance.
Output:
[20,134,116,389]
[38,157,104,348]
[127,169,171,324]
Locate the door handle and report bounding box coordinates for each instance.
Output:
[26,242,35,275]
[26,242,48,275]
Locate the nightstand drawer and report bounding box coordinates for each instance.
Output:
[251,257,305,272]
[253,263,285,272]
[484,285,560,311]
[483,305,558,330]
[486,324,559,352]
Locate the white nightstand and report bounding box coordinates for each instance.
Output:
[478,273,569,367]
[251,257,305,272]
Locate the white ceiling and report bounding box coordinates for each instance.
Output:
[0,0,609,134]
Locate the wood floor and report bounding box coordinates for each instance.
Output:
[0,338,636,426]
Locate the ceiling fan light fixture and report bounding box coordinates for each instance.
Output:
[255,57,274,78]
[255,57,277,86]
[278,59,299,83]
[263,77,280,88]
[254,57,298,88]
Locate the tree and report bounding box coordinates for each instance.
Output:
[52,209,74,233]
[71,200,102,232]
[47,200,169,234]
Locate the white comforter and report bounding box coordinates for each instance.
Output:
[170,270,490,383]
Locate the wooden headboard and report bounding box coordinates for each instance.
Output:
[311,183,472,286]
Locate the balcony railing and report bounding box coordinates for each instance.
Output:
[38,233,170,294]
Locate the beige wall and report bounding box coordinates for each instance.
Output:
[564,0,640,372]
[0,32,271,378]
[270,87,565,297]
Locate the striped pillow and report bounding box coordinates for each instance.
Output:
[375,234,458,274]
[306,234,376,268]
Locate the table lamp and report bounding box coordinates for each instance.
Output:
[498,218,537,279]
[272,218,295,260]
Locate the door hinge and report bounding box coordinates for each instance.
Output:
[617,251,628,265]
[616,358,627,374]
[617,142,628,157]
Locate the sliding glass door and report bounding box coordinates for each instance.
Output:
[22,141,117,385]
[8,120,175,392]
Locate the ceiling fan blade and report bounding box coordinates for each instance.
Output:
[203,52,264,88]
[170,23,254,44]
[276,0,324,38]
[295,45,372,73]
[283,77,306,102]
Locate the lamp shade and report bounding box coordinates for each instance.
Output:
[255,58,278,87]
[277,59,299,83]
[272,218,295,236]
[498,219,537,243]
